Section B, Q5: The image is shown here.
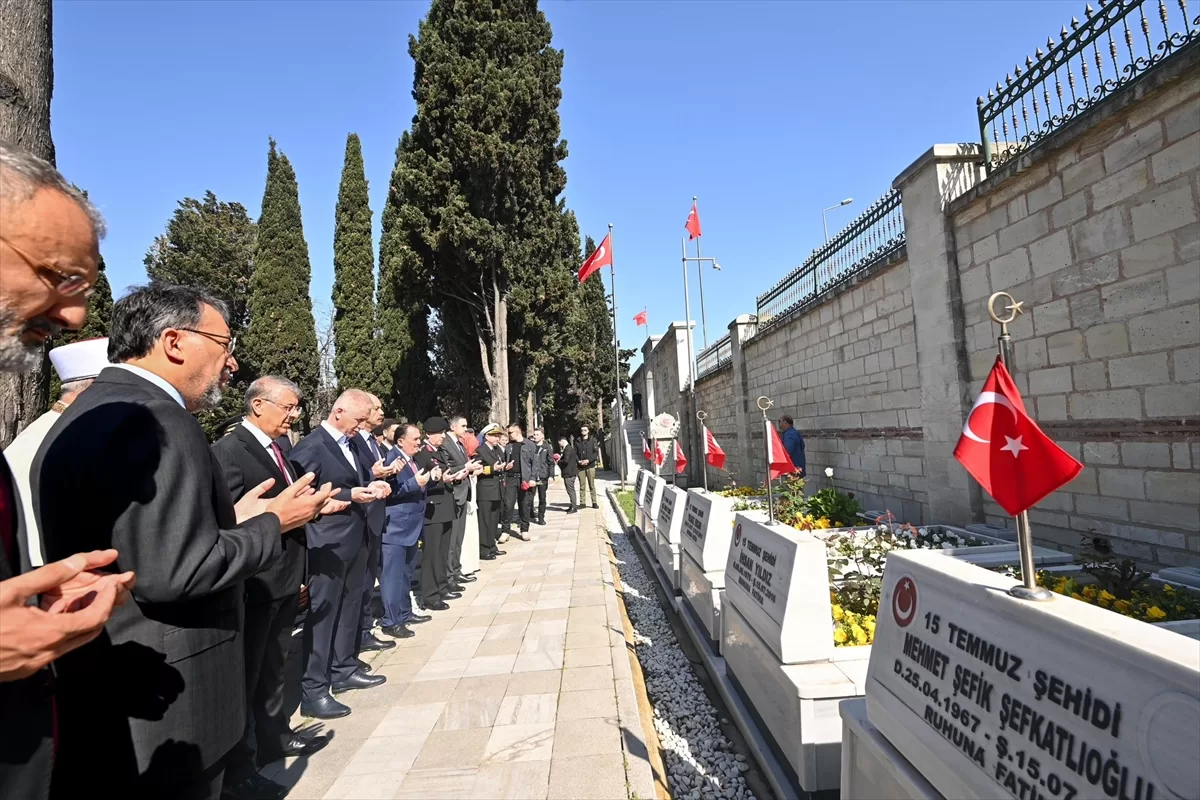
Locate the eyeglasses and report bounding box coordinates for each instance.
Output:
[263,398,301,417]
[180,328,236,353]
[0,235,95,298]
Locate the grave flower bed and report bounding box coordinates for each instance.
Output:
[995,565,1200,624]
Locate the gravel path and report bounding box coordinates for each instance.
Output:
[603,500,757,800]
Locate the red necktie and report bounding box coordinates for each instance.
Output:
[269,443,293,485]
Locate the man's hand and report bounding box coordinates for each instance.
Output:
[350,486,377,503]
[371,458,397,479]
[234,477,276,523]
[368,480,392,499]
[1,551,128,682]
[297,583,309,611]
[39,549,135,614]
[265,473,337,532]
[318,497,350,516]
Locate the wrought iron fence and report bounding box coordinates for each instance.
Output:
[978,0,1200,171]
[696,332,732,380]
[754,189,906,334]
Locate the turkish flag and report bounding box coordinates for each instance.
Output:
[703,426,726,469]
[685,201,702,240]
[954,357,1082,516]
[578,232,612,283]
[642,434,652,463]
[675,441,688,474]
[766,420,796,480]
[633,309,648,327]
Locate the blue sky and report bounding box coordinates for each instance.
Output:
[53,0,1082,369]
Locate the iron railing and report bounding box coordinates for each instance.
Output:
[978,0,1200,171]
[696,333,733,380]
[754,189,905,334]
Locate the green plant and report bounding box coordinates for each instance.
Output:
[773,473,808,526]
[616,490,635,524]
[806,487,861,527]
[1077,534,1151,600]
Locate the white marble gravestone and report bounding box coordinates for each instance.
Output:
[640,474,665,551]
[865,550,1200,800]
[654,484,686,593]
[633,468,648,530]
[680,490,738,651]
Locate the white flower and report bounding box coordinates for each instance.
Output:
[941,542,955,550]
[825,467,834,478]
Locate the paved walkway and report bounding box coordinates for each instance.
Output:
[267,477,657,799]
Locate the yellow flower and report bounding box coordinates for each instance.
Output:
[833,628,848,644]
[864,618,877,635]
[1146,606,1167,621]
[832,604,844,622]
[851,623,867,644]
[1114,599,1131,614]
[1099,597,1111,608]
[1099,590,1116,603]
[1053,578,1069,593]
[1070,592,1084,601]
[815,517,832,529]
[1163,584,1175,594]
[1081,585,1097,600]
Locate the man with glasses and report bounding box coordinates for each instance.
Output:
[34,283,336,799]
[212,377,343,800]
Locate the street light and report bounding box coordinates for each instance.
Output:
[822,197,853,242]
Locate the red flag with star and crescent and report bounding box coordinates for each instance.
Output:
[954,357,1082,516]
[674,441,688,474]
[685,201,702,240]
[578,232,612,283]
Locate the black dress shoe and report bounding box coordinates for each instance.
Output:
[592,502,599,509]
[279,732,331,758]
[221,772,288,800]
[407,612,432,624]
[512,531,530,541]
[359,633,396,652]
[442,591,463,600]
[425,599,450,611]
[480,553,497,560]
[300,695,352,719]
[382,623,415,639]
[536,517,546,525]
[332,670,387,694]
[355,656,373,673]
[567,507,578,514]
[458,573,477,583]
[447,583,465,592]
[493,549,506,556]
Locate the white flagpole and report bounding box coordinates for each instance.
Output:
[608,223,624,489]
[694,196,708,349]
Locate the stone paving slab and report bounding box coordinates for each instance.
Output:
[266,477,655,799]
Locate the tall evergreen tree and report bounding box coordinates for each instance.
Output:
[241,138,320,419]
[332,133,378,395]
[49,254,113,399]
[144,191,257,437]
[385,0,569,420]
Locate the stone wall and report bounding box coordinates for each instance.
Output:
[948,56,1200,567]
[694,363,739,487]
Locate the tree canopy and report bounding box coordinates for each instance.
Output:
[332,133,379,395]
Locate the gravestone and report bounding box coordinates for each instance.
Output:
[680,490,739,652]
[640,474,665,552]
[864,550,1200,800]
[654,484,686,594]
[633,468,648,530]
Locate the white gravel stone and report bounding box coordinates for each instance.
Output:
[605,500,757,800]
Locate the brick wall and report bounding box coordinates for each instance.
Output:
[694,364,738,488]
[950,64,1200,567]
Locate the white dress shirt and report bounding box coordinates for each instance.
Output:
[109,363,186,408]
[321,421,358,471]
[241,419,293,483]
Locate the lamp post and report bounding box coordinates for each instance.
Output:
[822,197,854,242]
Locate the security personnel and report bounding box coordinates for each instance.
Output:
[473,423,508,560]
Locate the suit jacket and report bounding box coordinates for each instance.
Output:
[382,449,425,546]
[474,442,504,501]
[517,440,537,484]
[413,442,455,524]
[350,432,386,536]
[0,456,54,800]
[211,424,306,603]
[439,434,471,507]
[533,442,554,481]
[33,367,282,788]
[289,426,371,559]
[558,444,580,478]
[575,436,599,466]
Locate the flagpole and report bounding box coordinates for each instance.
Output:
[681,238,701,490]
[693,196,708,349]
[988,291,1050,602]
[757,396,776,524]
[697,409,709,492]
[608,224,625,490]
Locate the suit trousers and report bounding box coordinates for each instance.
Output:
[536,483,548,520]
[420,520,452,603]
[225,594,299,782]
[477,490,500,554]
[579,467,597,505]
[359,525,384,640]
[380,541,419,627]
[518,487,534,531]
[563,476,578,509]
[500,482,518,532]
[448,505,467,576]
[302,541,367,703]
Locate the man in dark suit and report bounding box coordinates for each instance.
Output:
[502,427,531,542]
[379,423,437,638]
[0,143,131,800]
[472,424,508,560]
[350,393,397,654]
[413,417,469,610]
[557,436,580,513]
[212,376,344,800]
[511,424,538,537]
[441,416,480,586]
[374,418,399,459]
[290,390,391,720]
[530,428,554,525]
[35,283,333,800]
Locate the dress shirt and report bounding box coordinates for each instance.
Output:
[108,364,186,408]
[241,419,293,482]
[321,421,358,471]
[359,429,382,461]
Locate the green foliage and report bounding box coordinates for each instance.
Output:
[805,487,862,527]
[50,254,113,399]
[241,139,320,423]
[144,191,257,438]
[616,490,635,524]
[773,473,809,527]
[332,133,378,395]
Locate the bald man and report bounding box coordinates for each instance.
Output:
[289,390,391,719]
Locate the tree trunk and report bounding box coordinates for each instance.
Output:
[0,0,55,447]
[597,397,603,430]
[488,288,510,423]
[524,390,534,430]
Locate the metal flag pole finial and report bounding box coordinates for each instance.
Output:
[757,396,776,524]
[986,291,1051,602]
[697,410,709,492]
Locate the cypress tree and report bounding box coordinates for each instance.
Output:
[332,133,378,395]
[241,139,320,417]
[49,254,113,399]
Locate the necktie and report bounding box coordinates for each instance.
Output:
[269,442,293,485]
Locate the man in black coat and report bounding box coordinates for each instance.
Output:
[557,436,579,513]
[350,394,397,654]
[509,424,537,537]
[413,417,470,610]
[290,390,391,720]
[211,376,343,800]
[530,428,555,524]
[441,416,479,585]
[0,145,131,800]
[35,284,333,800]
[472,424,508,560]
[576,424,601,509]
